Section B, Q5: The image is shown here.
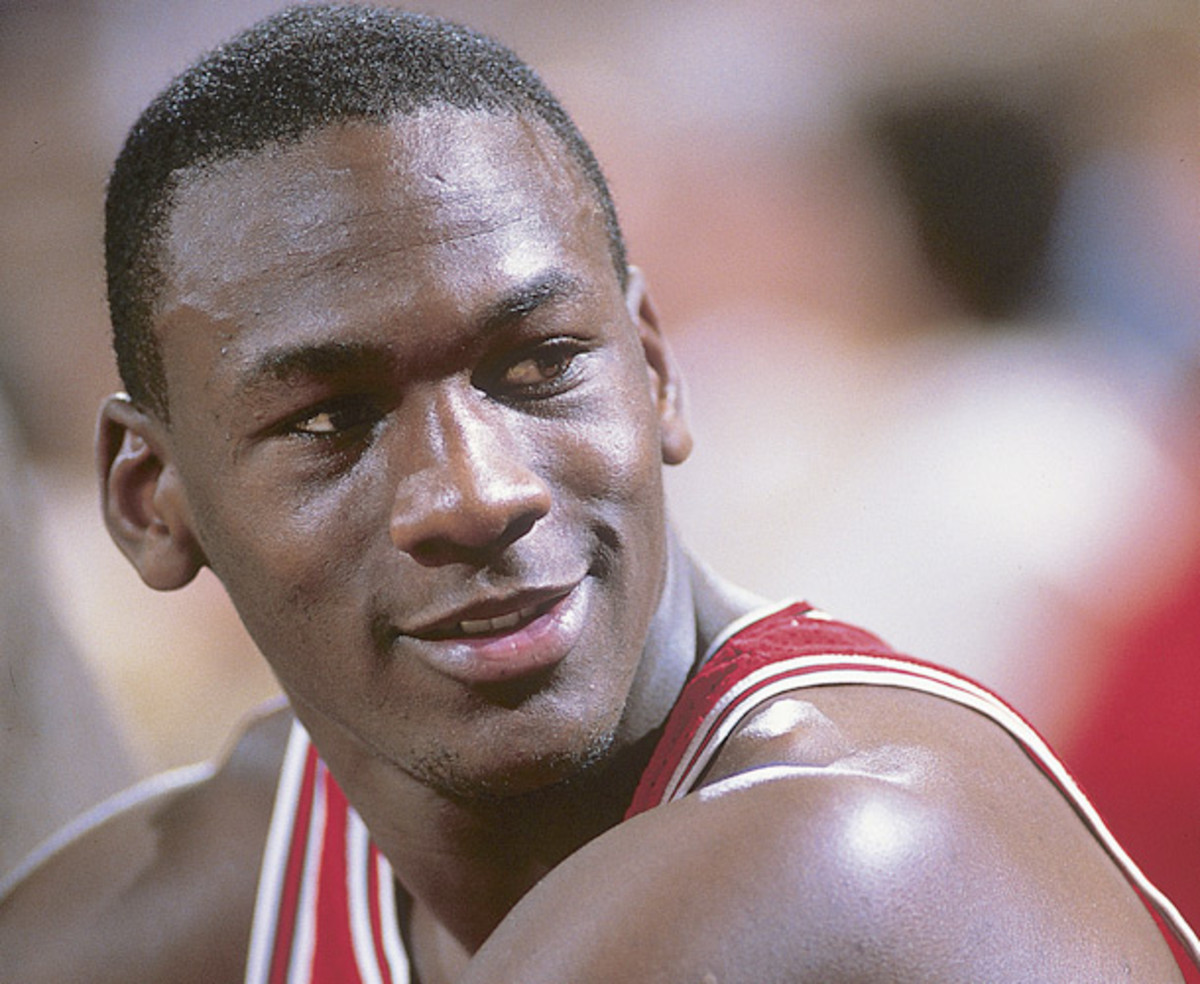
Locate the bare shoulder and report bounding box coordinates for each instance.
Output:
[0,701,291,984]
[467,684,1187,983]
[711,684,1186,978]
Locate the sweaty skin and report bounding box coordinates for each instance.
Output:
[0,110,1186,983]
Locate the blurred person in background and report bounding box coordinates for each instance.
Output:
[0,385,134,883]
[666,79,1195,744]
[1048,19,1200,931]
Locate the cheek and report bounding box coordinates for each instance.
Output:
[543,387,669,612]
[184,460,383,649]
[553,403,664,513]
[553,352,666,507]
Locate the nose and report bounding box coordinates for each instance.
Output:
[389,384,552,564]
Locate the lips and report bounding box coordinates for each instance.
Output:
[399,580,590,685]
[408,585,574,640]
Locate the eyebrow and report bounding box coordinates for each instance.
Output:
[474,268,586,333]
[239,340,385,394]
[234,268,588,395]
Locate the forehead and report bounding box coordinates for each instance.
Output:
[156,109,613,349]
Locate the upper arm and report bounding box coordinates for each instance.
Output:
[464,688,1184,983]
[0,703,288,984]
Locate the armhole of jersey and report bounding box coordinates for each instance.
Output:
[664,651,1200,966]
[244,719,312,984]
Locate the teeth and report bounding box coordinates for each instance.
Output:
[458,605,536,636]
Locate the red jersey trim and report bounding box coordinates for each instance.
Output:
[244,726,410,984]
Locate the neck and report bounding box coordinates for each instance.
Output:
[391,750,650,952]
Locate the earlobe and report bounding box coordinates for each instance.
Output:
[625,268,693,466]
[97,395,206,590]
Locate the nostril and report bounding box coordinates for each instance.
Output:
[404,508,543,567]
[491,508,541,554]
[407,538,454,568]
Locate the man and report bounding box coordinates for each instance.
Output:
[1,6,1196,982]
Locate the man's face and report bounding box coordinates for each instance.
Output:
[150,110,682,799]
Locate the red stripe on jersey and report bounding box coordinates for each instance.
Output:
[310,772,359,981]
[269,744,320,984]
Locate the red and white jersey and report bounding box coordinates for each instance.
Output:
[244,729,410,984]
[245,602,1200,982]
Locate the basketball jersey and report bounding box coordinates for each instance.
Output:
[244,602,1200,982]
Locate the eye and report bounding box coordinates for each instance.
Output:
[497,340,587,396]
[288,398,380,437]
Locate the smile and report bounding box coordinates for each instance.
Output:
[403,580,592,686]
[409,584,579,642]
[459,604,542,636]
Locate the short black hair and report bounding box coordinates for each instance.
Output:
[105,3,627,421]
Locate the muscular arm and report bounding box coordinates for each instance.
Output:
[0,703,289,984]
[464,687,1185,983]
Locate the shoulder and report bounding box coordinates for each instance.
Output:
[0,701,291,984]
[700,682,1186,980]
[469,682,1186,983]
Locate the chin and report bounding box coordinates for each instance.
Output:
[411,719,620,804]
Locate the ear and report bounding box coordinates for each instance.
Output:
[96,394,206,590]
[625,267,692,466]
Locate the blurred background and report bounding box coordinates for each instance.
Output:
[1,0,1197,921]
